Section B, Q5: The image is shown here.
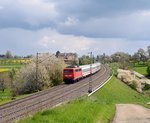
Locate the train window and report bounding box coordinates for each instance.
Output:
[64,70,68,73]
[83,68,90,72]
[64,69,73,73]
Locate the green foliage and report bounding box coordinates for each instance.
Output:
[0,78,5,92]
[133,66,147,76]
[118,61,130,70]
[0,72,10,93]
[0,89,11,104]
[79,55,91,65]
[0,88,31,104]
[8,68,17,97]
[143,83,150,91]
[147,66,150,76]
[147,59,150,76]
[129,81,138,90]
[111,52,130,62]
[18,76,150,123]
[9,68,16,81]
[97,54,112,64]
[109,63,119,76]
[50,69,63,86]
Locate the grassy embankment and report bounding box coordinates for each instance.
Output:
[0,89,31,104]
[132,62,147,76]
[0,89,11,104]
[17,76,150,123]
[132,62,150,96]
[109,62,147,75]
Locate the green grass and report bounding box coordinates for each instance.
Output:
[109,62,119,76]
[0,64,24,67]
[132,63,150,79]
[133,66,147,75]
[110,62,148,76]
[0,88,31,105]
[0,89,12,104]
[17,76,150,123]
[131,62,147,75]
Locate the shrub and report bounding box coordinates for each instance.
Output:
[118,62,129,70]
[147,59,150,76]
[12,53,65,95]
[129,81,137,90]
[143,83,150,91]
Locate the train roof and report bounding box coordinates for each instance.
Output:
[79,62,100,69]
[64,67,81,70]
[64,62,101,70]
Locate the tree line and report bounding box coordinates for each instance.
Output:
[1,45,150,97]
[0,50,32,59]
[78,45,150,76]
[97,47,150,64]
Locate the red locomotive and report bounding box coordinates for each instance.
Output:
[63,63,101,83]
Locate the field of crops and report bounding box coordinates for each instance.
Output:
[0,58,31,72]
[0,58,31,64]
[0,68,10,72]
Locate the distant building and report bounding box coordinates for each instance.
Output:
[56,51,78,65]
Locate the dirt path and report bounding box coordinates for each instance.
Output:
[112,104,150,123]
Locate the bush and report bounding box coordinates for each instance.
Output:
[129,81,137,90]
[109,63,118,76]
[118,62,129,70]
[12,53,65,95]
[0,79,5,92]
[147,66,150,76]
[147,59,150,76]
[143,83,150,91]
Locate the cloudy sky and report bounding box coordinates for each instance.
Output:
[1,0,150,56]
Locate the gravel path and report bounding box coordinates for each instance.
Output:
[112,104,150,123]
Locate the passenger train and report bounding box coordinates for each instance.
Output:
[63,63,101,83]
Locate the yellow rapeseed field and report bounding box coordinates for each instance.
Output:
[0,68,10,72]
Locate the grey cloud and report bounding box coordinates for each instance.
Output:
[57,10,150,40]
[54,0,150,19]
[0,0,58,29]
[1,0,150,56]
[52,0,150,40]
[1,0,150,30]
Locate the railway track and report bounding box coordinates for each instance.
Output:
[0,64,111,123]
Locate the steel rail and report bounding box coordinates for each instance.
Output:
[0,65,110,123]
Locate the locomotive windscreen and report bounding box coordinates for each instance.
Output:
[64,69,73,73]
